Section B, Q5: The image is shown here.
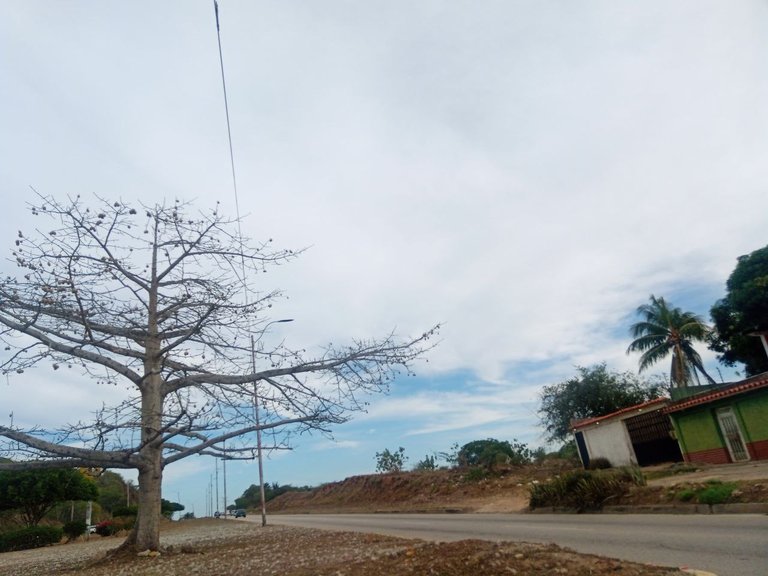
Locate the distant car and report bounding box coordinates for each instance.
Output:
[234,509,246,518]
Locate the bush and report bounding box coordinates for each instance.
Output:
[94,520,118,537]
[675,489,696,502]
[672,482,735,506]
[463,467,489,482]
[62,520,87,542]
[587,457,612,470]
[0,526,63,552]
[529,468,643,512]
[697,483,735,506]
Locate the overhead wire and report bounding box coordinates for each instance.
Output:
[211,0,270,527]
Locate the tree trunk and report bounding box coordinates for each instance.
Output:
[122,231,165,552]
[122,384,164,552]
[129,459,163,551]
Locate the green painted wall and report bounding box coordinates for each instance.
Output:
[674,408,722,452]
[735,390,768,441]
[671,388,768,452]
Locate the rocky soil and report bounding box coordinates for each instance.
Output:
[0,520,686,576]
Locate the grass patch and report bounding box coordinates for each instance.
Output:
[672,482,736,505]
[698,483,735,505]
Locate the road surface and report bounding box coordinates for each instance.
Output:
[269,513,768,576]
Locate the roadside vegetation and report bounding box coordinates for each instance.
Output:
[0,467,183,553]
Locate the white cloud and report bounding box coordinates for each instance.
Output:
[1,0,766,515]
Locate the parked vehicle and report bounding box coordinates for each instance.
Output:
[234,509,246,518]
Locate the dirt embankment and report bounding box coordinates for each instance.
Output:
[268,461,768,514]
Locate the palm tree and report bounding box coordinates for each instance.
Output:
[627,295,716,387]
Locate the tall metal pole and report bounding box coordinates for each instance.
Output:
[251,335,268,527]
[223,452,228,518]
[215,458,219,514]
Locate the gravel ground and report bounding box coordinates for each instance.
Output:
[0,519,686,576]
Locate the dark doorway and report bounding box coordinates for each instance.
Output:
[574,430,590,468]
[624,410,682,466]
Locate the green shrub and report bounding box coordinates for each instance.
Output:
[0,526,63,552]
[62,521,87,542]
[697,483,735,506]
[672,482,735,505]
[675,489,696,502]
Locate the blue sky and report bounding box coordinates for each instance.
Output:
[1,1,767,516]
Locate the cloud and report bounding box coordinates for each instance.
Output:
[1,0,766,515]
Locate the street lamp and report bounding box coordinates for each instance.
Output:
[251,318,293,527]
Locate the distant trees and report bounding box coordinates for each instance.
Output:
[627,295,716,387]
[710,245,768,377]
[539,364,663,443]
[234,481,311,509]
[0,468,98,527]
[96,471,136,514]
[160,499,184,519]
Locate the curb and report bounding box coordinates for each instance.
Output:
[601,502,768,514]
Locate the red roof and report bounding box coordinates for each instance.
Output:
[664,372,768,413]
[570,398,669,430]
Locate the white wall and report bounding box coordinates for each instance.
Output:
[582,420,636,467]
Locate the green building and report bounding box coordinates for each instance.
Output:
[664,373,768,464]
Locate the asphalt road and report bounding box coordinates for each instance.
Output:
[269,513,768,576]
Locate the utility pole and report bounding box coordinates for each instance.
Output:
[223,455,228,518]
[215,459,219,515]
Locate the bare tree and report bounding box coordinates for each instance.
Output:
[0,195,438,552]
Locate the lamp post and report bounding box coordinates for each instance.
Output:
[251,318,293,527]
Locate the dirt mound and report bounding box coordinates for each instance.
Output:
[268,461,768,514]
[268,462,573,514]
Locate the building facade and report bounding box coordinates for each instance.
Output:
[664,373,768,464]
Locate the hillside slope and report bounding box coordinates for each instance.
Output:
[267,462,572,514]
[266,460,768,514]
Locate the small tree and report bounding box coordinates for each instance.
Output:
[0,196,437,551]
[539,364,663,443]
[0,468,98,527]
[375,447,407,473]
[412,454,438,471]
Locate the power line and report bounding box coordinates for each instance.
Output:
[213,0,240,219]
[211,0,270,527]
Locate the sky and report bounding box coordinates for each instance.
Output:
[1,1,767,517]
